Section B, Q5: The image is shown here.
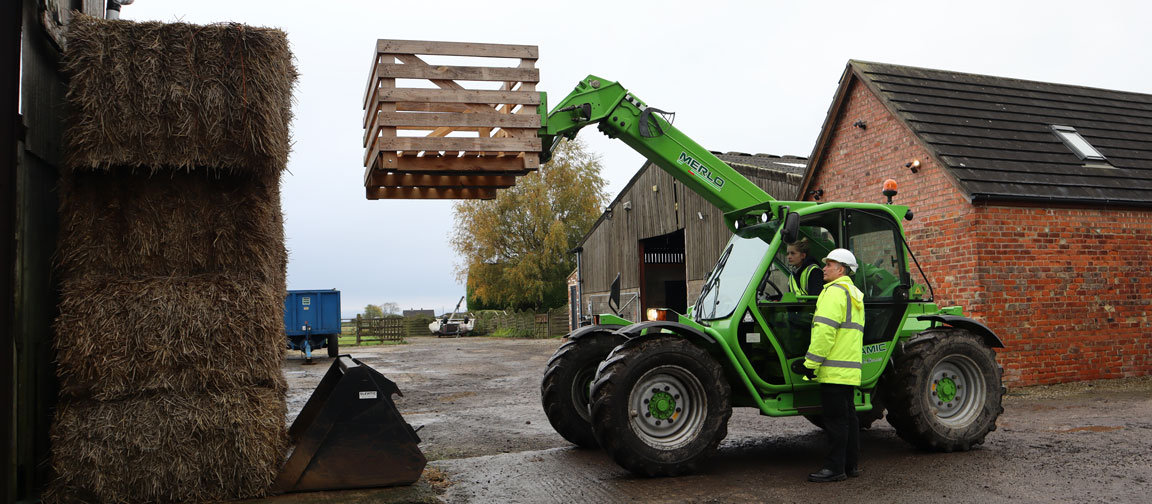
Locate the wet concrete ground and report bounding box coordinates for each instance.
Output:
[271,336,1152,504]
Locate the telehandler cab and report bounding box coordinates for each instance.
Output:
[537,76,1005,476]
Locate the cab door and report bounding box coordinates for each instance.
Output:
[845,209,911,384]
[749,210,842,386]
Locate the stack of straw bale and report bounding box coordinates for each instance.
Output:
[47,15,296,503]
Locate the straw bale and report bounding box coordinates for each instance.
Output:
[57,168,285,283]
[54,274,287,401]
[46,387,287,503]
[63,14,296,175]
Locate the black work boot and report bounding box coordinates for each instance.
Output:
[847,467,861,478]
[807,468,847,483]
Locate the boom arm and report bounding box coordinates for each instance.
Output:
[538,76,773,214]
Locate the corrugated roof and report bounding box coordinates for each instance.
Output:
[852,60,1152,205]
[712,152,808,175]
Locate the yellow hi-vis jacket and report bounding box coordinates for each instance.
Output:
[788,263,820,296]
[804,275,864,386]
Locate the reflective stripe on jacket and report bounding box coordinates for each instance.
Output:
[804,275,864,386]
[788,263,821,296]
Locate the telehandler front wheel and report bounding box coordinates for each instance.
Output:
[885,328,1004,452]
[589,335,731,477]
[541,332,625,448]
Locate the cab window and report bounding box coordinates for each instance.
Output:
[846,210,908,301]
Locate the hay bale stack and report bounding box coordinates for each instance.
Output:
[56,169,286,282]
[49,14,296,503]
[54,275,287,400]
[63,15,295,175]
[46,389,287,503]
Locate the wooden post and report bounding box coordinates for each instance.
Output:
[355,314,362,345]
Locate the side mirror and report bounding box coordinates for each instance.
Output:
[782,212,800,243]
[609,273,621,315]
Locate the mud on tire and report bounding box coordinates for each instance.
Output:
[541,332,625,448]
[885,328,1004,452]
[589,335,732,476]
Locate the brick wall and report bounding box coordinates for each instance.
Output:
[972,206,1152,385]
[807,77,1152,386]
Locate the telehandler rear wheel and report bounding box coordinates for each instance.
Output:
[589,335,731,476]
[541,332,625,448]
[885,328,1004,452]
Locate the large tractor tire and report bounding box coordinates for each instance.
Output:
[589,335,732,476]
[541,332,625,448]
[885,328,1004,452]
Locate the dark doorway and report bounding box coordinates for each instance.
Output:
[639,230,687,315]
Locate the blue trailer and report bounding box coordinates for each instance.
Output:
[285,289,341,362]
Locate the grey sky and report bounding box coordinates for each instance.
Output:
[122,0,1151,318]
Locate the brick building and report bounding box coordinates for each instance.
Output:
[799,61,1152,387]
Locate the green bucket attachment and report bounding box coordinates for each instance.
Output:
[274,355,426,492]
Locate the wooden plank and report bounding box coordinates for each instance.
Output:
[374,111,540,129]
[367,186,498,200]
[364,135,541,167]
[375,63,538,83]
[376,39,538,59]
[375,153,539,172]
[363,53,395,109]
[375,88,541,105]
[395,102,474,113]
[374,136,540,153]
[365,173,517,187]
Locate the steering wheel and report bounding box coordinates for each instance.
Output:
[760,280,783,302]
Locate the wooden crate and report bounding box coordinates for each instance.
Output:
[362,40,542,200]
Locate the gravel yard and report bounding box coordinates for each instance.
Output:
[268,336,1152,504]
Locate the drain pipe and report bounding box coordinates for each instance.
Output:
[105,0,134,20]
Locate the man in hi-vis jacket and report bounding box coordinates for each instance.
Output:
[802,248,864,483]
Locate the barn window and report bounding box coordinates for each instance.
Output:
[1050,125,1106,161]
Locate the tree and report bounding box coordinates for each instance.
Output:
[452,138,610,311]
[362,304,383,318]
[380,302,401,316]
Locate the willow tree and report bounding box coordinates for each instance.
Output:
[452,139,610,311]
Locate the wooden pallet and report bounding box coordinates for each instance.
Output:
[362,40,542,200]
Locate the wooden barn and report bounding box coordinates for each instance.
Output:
[569,152,805,326]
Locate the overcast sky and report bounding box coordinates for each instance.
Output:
[123,0,1151,317]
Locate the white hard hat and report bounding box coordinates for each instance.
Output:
[822,248,858,273]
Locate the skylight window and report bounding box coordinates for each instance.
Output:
[1051,125,1106,161]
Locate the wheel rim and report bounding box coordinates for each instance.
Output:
[628,365,707,449]
[570,366,596,422]
[928,354,987,427]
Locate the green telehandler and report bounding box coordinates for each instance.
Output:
[536,76,1005,476]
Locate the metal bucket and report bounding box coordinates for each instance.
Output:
[274,356,426,492]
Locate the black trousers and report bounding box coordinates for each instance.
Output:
[820,383,859,473]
